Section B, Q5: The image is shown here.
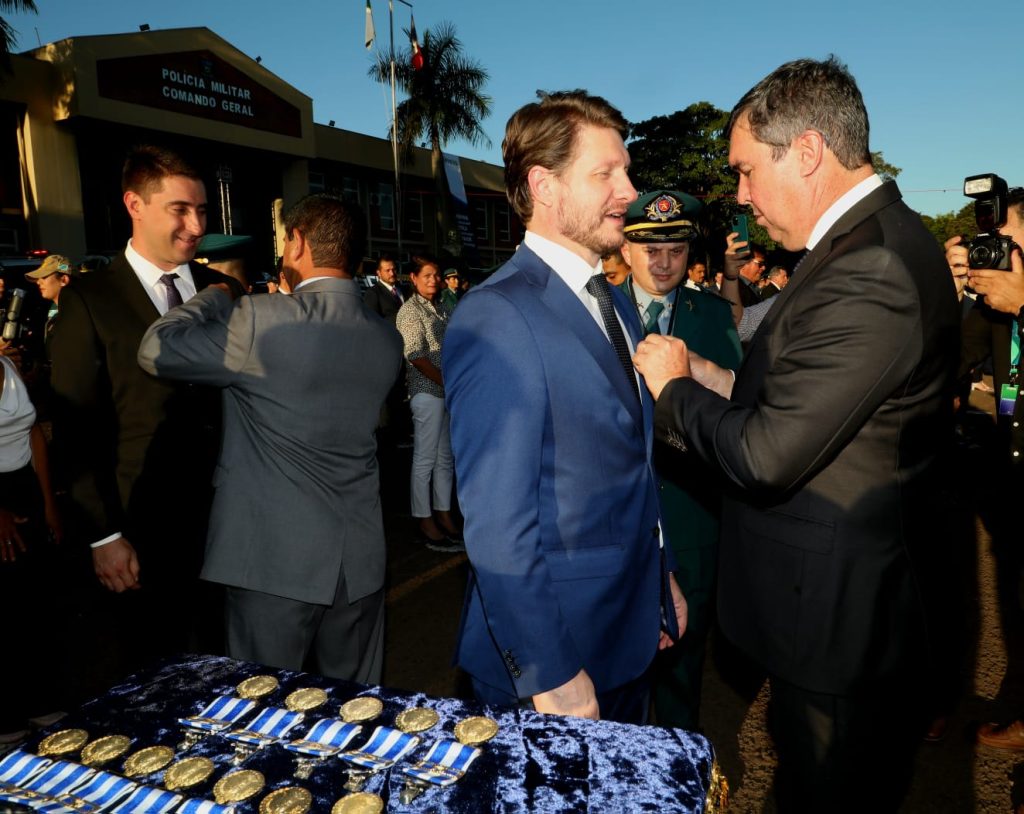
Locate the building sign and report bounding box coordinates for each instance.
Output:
[442,152,480,264]
[96,51,302,138]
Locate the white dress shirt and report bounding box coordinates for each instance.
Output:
[125,239,197,314]
[806,174,884,251]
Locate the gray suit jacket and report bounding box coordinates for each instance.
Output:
[138,279,403,605]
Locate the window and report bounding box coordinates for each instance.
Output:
[407,194,423,234]
[377,183,395,231]
[342,177,360,205]
[473,200,489,241]
[309,171,326,194]
[497,202,511,243]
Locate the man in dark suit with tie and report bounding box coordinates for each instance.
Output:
[634,58,959,811]
[443,91,687,724]
[362,253,406,322]
[50,145,230,662]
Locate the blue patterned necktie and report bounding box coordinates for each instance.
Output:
[159,273,183,310]
[585,274,639,402]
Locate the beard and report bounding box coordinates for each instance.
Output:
[556,197,623,258]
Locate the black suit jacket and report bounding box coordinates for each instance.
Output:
[655,181,960,694]
[362,280,407,323]
[49,253,227,554]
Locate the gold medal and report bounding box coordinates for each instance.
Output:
[37,728,88,756]
[284,688,328,712]
[258,786,312,814]
[81,734,131,766]
[394,707,439,734]
[214,769,265,804]
[164,756,215,791]
[123,745,174,777]
[331,792,384,814]
[237,675,279,700]
[338,697,383,723]
[454,716,499,746]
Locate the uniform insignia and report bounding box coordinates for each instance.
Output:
[644,194,682,223]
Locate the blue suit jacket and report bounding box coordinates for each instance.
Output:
[443,245,674,701]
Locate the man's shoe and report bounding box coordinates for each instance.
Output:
[977,720,1024,751]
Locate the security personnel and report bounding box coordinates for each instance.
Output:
[619,190,742,729]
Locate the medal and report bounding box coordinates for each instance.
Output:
[454,716,499,746]
[213,769,265,804]
[164,756,215,791]
[81,734,132,766]
[338,697,382,723]
[237,675,279,700]
[258,786,312,814]
[394,707,439,734]
[36,728,89,756]
[285,688,328,712]
[123,745,175,777]
[331,792,384,814]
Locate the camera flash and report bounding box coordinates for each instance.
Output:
[965,176,995,195]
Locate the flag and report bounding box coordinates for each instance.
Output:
[364,0,376,50]
[410,15,424,70]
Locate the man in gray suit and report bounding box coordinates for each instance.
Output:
[138,194,402,682]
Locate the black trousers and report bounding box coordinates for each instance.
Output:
[767,674,926,814]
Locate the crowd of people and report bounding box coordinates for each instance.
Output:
[2,52,1023,814]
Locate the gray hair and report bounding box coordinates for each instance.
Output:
[727,56,871,171]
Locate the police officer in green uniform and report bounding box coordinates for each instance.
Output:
[619,190,742,730]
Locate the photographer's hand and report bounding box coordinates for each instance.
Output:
[945,236,969,301]
[968,247,1024,316]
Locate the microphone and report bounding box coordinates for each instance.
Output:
[2,287,26,342]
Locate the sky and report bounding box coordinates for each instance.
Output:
[9,0,1024,217]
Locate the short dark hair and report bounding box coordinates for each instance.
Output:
[503,90,629,223]
[748,242,767,259]
[122,145,202,200]
[1009,186,1024,221]
[283,194,366,273]
[409,253,440,276]
[727,56,871,171]
[377,252,397,269]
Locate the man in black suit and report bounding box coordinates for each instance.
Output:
[634,57,959,812]
[736,243,766,306]
[50,146,229,662]
[362,253,406,323]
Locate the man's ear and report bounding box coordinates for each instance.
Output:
[288,230,306,264]
[123,190,144,220]
[527,165,556,213]
[794,129,825,178]
[620,241,634,267]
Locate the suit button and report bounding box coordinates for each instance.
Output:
[512,669,522,678]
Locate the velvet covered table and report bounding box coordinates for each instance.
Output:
[15,655,718,813]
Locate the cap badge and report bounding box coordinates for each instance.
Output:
[645,194,682,223]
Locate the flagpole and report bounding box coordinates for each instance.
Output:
[390,0,413,265]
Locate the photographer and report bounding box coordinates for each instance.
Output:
[949,183,1024,753]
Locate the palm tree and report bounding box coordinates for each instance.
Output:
[368,21,491,250]
[1,0,38,72]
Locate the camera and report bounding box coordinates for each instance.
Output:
[963,173,1020,270]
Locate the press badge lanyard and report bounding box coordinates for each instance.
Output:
[1000,328,1021,416]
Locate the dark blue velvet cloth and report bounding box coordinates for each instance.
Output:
[24,656,714,813]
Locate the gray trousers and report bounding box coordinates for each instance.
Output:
[225,569,384,684]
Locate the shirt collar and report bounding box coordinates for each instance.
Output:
[806,174,883,250]
[524,231,602,293]
[294,275,338,292]
[125,239,195,289]
[629,278,675,312]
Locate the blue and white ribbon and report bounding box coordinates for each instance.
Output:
[179,696,256,733]
[176,797,235,814]
[339,727,420,771]
[223,707,303,747]
[111,786,183,814]
[0,787,37,808]
[64,769,136,810]
[0,749,51,785]
[23,761,95,797]
[282,719,362,758]
[402,739,481,787]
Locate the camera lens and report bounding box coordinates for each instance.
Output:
[969,244,1001,268]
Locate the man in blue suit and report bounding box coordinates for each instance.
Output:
[443,91,688,724]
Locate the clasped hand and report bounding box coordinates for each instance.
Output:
[633,337,734,401]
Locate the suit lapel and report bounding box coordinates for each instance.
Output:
[521,248,643,427]
[108,253,160,325]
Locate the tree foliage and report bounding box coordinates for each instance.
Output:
[920,202,975,246]
[368,21,491,164]
[0,0,38,72]
[871,151,901,182]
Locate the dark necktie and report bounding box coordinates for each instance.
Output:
[643,300,665,335]
[391,285,403,305]
[159,273,183,310]
[585,274,639,402]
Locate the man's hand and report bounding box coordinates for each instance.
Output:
[724,231,748,281]
[532,669,600,720]
[945,236,969,301]
[93,536,141,592]
[0,509,26,563]
[688,350,735,399]
[633,335,690,400]
[658,573,689,650]
[968,247,1024,316]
